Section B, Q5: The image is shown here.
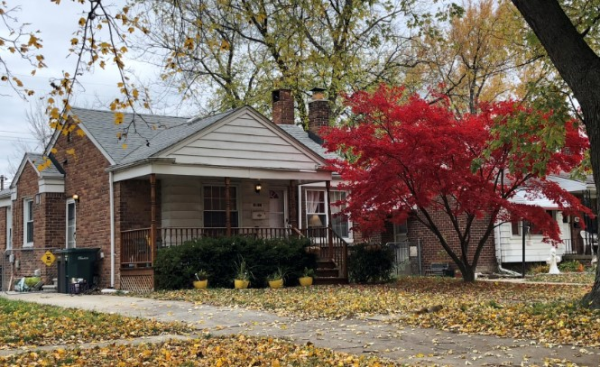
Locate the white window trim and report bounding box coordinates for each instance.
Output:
[330,190,353,242]
[6,206,12,251]
[23,198,33,247]
[66,198,76,249]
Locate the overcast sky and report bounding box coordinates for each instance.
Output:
[0,0,180,185]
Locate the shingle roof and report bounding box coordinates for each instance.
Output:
[72,107,335,167]
[71,108,189,164]
[118,109,239,165]
[27,152,62,177]
[278,124,338,160]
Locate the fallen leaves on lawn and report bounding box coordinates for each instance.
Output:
[0,336,399,366]
[141,277,600,347]
[527,272,595,284]
[0,298,193,349]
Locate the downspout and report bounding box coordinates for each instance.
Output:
[495,224,521,277]
[109,171,115,288]
[297,184,303,229]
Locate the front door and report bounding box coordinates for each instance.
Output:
[269,189,286,227]
[66,200,76,248]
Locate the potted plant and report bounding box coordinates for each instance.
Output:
[299,267,315,286]
[193,269,209,289]
[234,258,251,289]
[267,267,285,289]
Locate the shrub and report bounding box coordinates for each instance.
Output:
[559,260,583,272]
[348,243,394,284]
[154,236,315,290]
[528,264,549,275]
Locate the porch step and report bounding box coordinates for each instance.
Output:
[316,268,339,278]
[41,284,57,292]
[314,277,349,285]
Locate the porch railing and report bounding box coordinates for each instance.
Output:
[301,227,349,279]
[121,226,348,279]
[121,227,295,268]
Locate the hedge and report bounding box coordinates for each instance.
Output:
[154,236,316,289]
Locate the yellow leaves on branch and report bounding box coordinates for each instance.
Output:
[114,112,124,125]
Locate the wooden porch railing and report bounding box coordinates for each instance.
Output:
[301,227,349,279]
[121,226,349,279]
[121,227,295,268]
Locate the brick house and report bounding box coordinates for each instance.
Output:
[0,90,358,291]
[1,89,593,291]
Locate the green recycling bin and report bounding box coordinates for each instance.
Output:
[59,248,100,294]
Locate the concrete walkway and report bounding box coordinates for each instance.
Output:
[2,292,599,366]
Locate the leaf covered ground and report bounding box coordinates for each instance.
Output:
[0,298,192,349]
[145,277,600,347]
[0,336,397,366]
[527,272,595,284]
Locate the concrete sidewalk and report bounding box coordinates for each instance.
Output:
[2,292,599,366]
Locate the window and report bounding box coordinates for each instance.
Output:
[6,206,12,250]
[203,185,238,227]
[331,191,350,238]
[24,199,33,246]
[512,211,556,236]
[306,190,326,228]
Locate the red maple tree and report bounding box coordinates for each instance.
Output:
[322,85,592,281]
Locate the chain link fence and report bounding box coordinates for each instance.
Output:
[385,239,422,276]
[1,248,59,292]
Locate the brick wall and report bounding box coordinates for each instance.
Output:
[53,131,112,287]
[406,211,497,272]
[308,99,329,135]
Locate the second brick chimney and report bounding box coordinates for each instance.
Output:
[308,87,330,136]
[272,89,294,125]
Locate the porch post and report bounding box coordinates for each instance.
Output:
[326,180,333,259]
[150,174,157,264]
[288,180,298,229]
[225,177,231,236]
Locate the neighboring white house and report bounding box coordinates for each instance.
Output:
[495,175,595,263]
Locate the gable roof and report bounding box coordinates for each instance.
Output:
[10,152,63,189]
[57,107,334,171]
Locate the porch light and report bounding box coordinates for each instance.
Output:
[255,182,262,194]
[309,214,323,227]
[72,194,80,203]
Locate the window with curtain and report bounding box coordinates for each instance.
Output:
[306,190,326,228]
[331,191,350,238]
[24,199,33,246]
[203,185,238,227]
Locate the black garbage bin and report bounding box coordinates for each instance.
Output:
[57,248,100,294]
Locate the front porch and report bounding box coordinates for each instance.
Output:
[120,226,349,290]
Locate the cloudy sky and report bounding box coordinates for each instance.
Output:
[0,0,178,185]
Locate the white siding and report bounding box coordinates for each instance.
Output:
[161,176,203,228]
[167,113,319,171]
[499,211,572,263]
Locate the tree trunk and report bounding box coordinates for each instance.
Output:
[511,0,600,308]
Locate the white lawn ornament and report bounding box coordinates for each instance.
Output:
[546,247,562,274]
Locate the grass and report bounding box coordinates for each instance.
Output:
[0,336,400,366]
[143,276,600,347]
[527,271,595,284]
[0,297,193,349]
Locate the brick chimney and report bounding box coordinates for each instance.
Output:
[272,89,294,125]
[308,87,330,136]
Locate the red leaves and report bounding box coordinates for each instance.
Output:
[323,84,591,241]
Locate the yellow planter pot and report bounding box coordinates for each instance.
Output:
[234,279,250,289]
[193,280,208,289]
[299,276,313,286]
[268,279,284,289]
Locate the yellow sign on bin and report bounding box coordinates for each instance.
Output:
[41,251,56,266]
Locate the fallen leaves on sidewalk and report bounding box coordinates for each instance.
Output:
[144,277,600,347]
[0,335,398,366]
[0,298,193,349]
